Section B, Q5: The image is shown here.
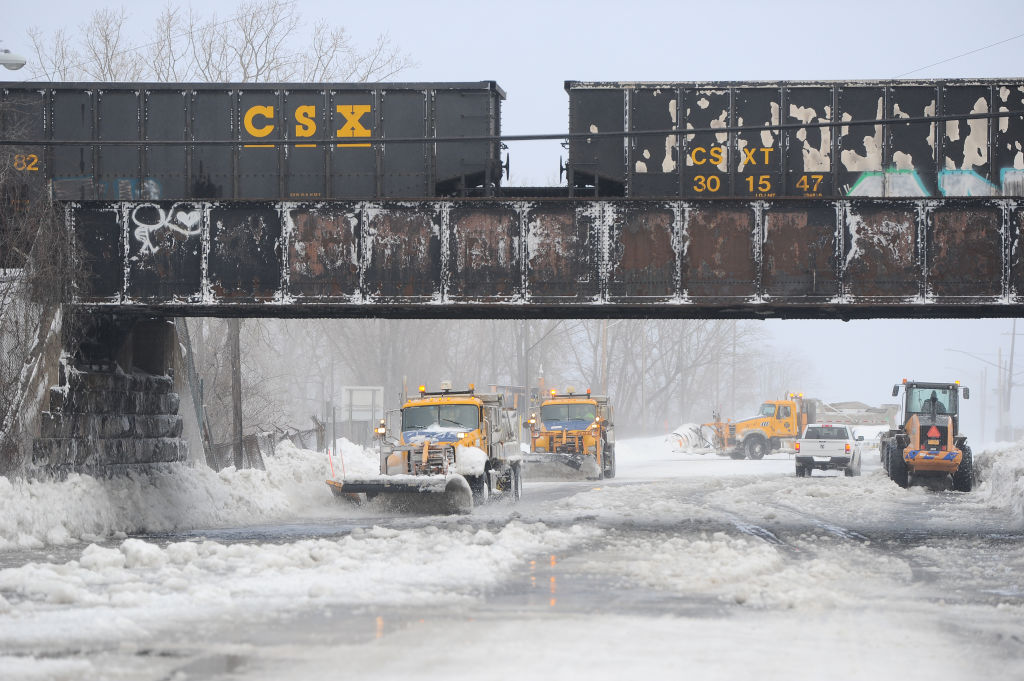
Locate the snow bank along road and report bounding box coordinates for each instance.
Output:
[1,438,1023,680]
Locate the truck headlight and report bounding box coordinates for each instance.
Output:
[457,432,467,439]
[535,446,546,453]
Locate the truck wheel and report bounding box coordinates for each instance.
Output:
[888,447,909,488]
[745,438,767,460]
[951,446,974,492]
[470,471,490,505]
[603,442,616,479]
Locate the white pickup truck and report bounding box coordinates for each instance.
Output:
[794,423,863,477]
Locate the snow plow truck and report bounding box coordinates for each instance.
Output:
[326,382,523,513]
[702,393,817,459]
[701,393,896,459]
[524,388,615,479]
[880,379,974,491]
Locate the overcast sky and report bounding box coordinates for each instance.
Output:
[3,0,1024,442]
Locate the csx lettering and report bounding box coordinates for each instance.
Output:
[741,147,774,165]
[335,105,371,138]
[243,106,275,137]
[294,105,316,137]
[689,146,724,166]
[240,104,373,142]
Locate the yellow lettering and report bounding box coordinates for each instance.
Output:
[761,147,773,164]
[741,147,757,166]
[243,105,275,138]
[336,104,372,148]
[709,146,723,166]
[294,105,316,138]
[336,104,371,137]
[690,147,707,165]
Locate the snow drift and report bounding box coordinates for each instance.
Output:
[0,439,373,551]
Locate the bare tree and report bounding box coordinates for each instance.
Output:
[27,1,415,83]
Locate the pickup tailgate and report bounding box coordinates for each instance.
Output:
[799,440,849,458]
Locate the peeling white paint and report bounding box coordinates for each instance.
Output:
[963,97,989,168]
[589,124,599,134]
[711,110,728,153]
[697,97,709,110]
[789,103,830,172]
[892,151,915,170]
[839,98,883,172]
[663,100,678,173]
[635,161,648,172]
[925,101,936,151]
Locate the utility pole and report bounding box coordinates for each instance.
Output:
[229,318,243,469]
[601,319,608,395]
[640,326,646,433]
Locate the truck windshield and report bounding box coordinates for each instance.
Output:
[906,387,955,415]
[803,426,850,439]
[541,403,597,422]
[758,403,776,417]
[402,404,479,431]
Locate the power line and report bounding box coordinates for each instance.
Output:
[896,31,1024,78]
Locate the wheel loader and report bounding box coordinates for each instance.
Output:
[880,379,974,491]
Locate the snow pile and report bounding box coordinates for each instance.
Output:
[454,445,488,476]
[665,423,708,451]
[329,437,381,479]
[0,521,598,650]
[975,444,1024,522]
[0,440,341,550]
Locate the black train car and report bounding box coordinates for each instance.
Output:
[0,81,504,201]
[566,79,1024,199]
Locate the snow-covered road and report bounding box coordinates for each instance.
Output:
[1,438,1023,680]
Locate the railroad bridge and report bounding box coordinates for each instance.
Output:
[71,197,1022,320]
[5,78,1024,477]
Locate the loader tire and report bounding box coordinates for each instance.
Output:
[951,446,975,492]
[888,446,909,489]
[745,437,767,460]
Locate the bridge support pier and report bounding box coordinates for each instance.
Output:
[31,314,194,476]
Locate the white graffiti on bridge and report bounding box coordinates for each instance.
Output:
[131,203,202,254]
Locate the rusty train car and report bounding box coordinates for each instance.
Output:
[0,81,505,201]
[566,79,1024,199]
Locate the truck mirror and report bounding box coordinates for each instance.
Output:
[891,385,900,397]
[963,387,970,399]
